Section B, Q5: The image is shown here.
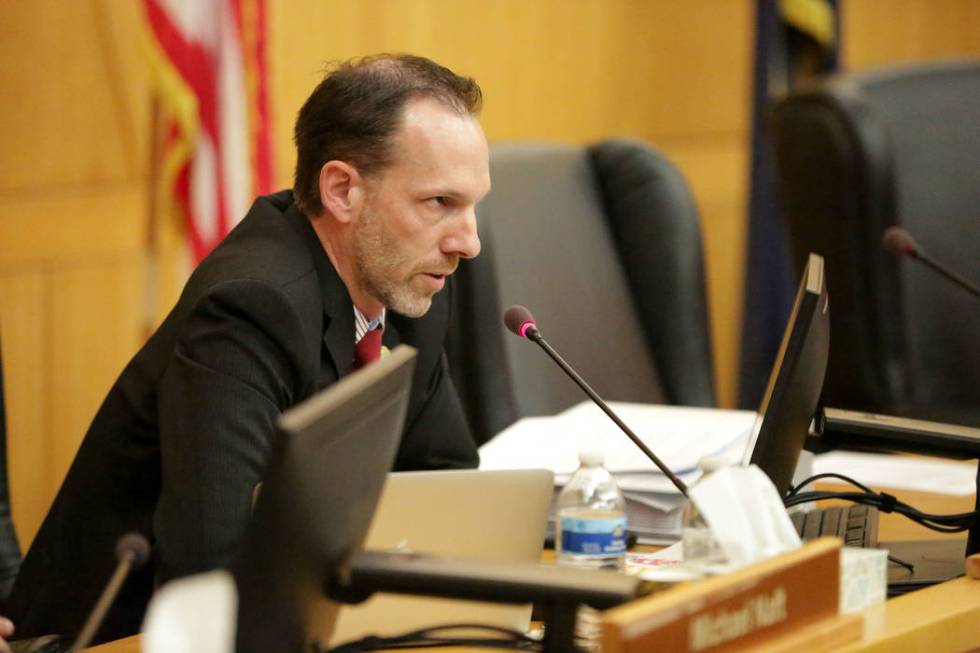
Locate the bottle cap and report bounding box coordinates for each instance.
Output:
[697,456,727,474]
[578,448,605,467]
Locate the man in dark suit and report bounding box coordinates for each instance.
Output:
[8,53,490,644]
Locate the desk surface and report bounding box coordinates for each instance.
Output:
[87,576,980,653]
[86,484,979,653]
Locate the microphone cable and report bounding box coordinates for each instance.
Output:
[784,472,977,533]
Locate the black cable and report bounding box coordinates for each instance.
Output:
[336,640,536,651]
[787,472,874,497]
[783,475,972,571]
[784,489,976,533]
[787,473,977,531]
[787,490,975,527]
[888,555,916,573]
[322,623,542,653]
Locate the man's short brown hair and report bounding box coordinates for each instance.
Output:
[293,53,483,217]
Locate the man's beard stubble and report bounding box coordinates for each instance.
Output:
[351,204,457,318]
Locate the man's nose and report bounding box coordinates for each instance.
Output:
[441,209,481,260]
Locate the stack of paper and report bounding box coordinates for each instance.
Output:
[813,451,979,496]
[478,401,757,542]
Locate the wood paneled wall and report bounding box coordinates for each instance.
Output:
[0,0,977,549]
[0,0,152,548]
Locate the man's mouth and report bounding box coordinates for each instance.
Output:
[414,258,458,289]
[423,265,456,279]
[419,270,451,290]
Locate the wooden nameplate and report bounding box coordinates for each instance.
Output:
[601,538,851,652]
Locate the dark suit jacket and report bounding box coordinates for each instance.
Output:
[8,191,478,644]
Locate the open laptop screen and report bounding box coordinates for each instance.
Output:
[743,253,830,494]
[233,345,417,653]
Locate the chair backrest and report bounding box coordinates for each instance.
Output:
[771,59,980,424]
[447,139,715,444]
[0,330,22,608]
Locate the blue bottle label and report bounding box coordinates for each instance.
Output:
[559,515,628,555]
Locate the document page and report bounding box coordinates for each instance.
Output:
[813,451,979,496]
[478,401,756,492]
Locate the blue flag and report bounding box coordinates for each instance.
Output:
[738,0,839,408]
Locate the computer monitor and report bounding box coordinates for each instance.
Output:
[743,253,830,494]
[233,345,417,653]
[738,254,975,587]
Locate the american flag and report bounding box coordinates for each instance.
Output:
[142,0,274,264]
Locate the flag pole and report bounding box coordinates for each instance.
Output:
[143,94,163,342]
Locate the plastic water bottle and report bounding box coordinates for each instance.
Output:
[681,456,727,569]
[556,449,628,571]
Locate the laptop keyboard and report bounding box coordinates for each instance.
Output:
[790,504,879,548]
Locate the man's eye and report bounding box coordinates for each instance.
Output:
[429,196,449,207]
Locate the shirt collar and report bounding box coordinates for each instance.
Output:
[353,306,386,343]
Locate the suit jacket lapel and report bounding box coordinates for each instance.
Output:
[382,320,401,352]
[283,202,356,380]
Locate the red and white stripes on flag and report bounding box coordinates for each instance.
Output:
[142,0,273,264]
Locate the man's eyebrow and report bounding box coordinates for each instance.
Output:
[419,187,468,201]
[417,178,491,202]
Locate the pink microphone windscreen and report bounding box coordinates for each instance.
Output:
[503,305,536,338]
[882,226,919,258]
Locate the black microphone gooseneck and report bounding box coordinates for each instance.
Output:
[68,533,152,653]
[503,305,689,497]
[882,226,980,299]
[881,227,980,557]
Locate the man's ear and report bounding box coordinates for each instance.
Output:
[318,160,364,224]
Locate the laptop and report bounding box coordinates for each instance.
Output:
[233,345,417,653]
[328,468,554,646]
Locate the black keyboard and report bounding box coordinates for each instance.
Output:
[790,504,879,548]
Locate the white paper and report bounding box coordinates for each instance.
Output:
[143,570,237,653]
[813,451,978,496]
[690,465,801,569]
[478,401,756,488]
[622,491,688,513]
[599,471,704,494]
[626,543,703,582]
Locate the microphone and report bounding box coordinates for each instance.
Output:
[503,305,689,496]
[882,226,980,299]
[67,533,151,652]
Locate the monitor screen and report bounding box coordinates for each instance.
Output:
[743,253,830,494]
[233,345,417,653]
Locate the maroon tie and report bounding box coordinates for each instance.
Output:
[353,329,382,370]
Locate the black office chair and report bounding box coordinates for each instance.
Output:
[771,59,980,426]
[448,139,715,444]
[0,332,22,610]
